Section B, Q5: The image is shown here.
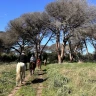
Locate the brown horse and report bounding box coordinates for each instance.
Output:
[29,61,36,75]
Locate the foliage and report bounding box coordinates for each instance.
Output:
[78,53,95,62]
[42,52,48,61]
[47,52,58,63]
[0,53,18,62]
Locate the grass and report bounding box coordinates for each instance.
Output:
[15,67,42,96]
[42,62,96,96]
[0,62,16,96]
[15,85,36,96]
[0,62,96,96]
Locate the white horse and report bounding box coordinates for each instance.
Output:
[16,62,26,86]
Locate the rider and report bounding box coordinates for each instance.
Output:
[29,53,36,75]
[37,53,42,70]
[19,51,27,70]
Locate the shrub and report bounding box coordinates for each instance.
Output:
[0,53,18,62]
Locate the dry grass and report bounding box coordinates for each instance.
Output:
[0,63,16,72]
[0,62,16,96]
[0,62,96,96]
[42,62,96,96]
[60,63,96,96]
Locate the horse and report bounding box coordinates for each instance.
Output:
[29,61,36,75]
[43,59,47,66]
[37,58,41,70]
[16,62,26,86]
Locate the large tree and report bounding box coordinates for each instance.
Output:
[45,0,96,63]
[6,17,30,54]
[5,12,54,58]
[21,12,54,58]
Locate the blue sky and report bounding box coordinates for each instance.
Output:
[88,0,96,5]
[0,0,96,53]
[0,0,96,31]
[0,0,55,31]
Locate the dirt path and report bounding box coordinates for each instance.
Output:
[8,69,45,96]
[36,70,43,96]
[8,74,30,96]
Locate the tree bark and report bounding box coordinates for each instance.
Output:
[56,30,61,64]
[69,40,73,62]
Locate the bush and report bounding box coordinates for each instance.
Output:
[0,53,18,62]
[47,52,58,63]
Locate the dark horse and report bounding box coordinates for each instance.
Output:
[29,61,36,75]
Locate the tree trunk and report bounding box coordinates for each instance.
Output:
[56,30,61,64]
[69,40,73,62]
[35,44,38,59]
[61,27,67,62]
[61,44,64,61]
[58,52,61,64]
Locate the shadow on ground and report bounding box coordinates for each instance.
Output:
[25,69,48,85]
[32,77,48,84]
[25,77,48,86]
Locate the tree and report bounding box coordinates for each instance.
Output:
[5,12,54,58]
[6,17,29,54]
[46,0,96,63]
[21,12,54,58]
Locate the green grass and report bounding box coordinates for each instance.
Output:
[15,85,36,96]
[42,62,96,96]
[15,70,38,96]
[0,62,96,96]
[0,62,16,96]
[0,62,37,96]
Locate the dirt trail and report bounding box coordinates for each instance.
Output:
[8,69,45,96]
[8,74,30,96]
[36,70,43,96]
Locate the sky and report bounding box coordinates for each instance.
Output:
[0,0,96,53]
[0,0,96,31]
[0,0,55,31]
[88,0,96,5]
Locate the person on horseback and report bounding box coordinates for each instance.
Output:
[37,53,42,70]
[19,51,27,70]
[29,53,36,75]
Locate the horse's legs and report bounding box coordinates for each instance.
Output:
[37,63,39,69]
[30,69,32,75]
[32,69,34,74]
[38,63,40,69]
[20,72,23,84]
[16,74,19,86]
[22,69,25,81]
[39,62,41,70]
[44,60,46,66]
[21,71,25,84]
[32,65,35,74]
[25,63,27,70]
[23,71,25,79]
